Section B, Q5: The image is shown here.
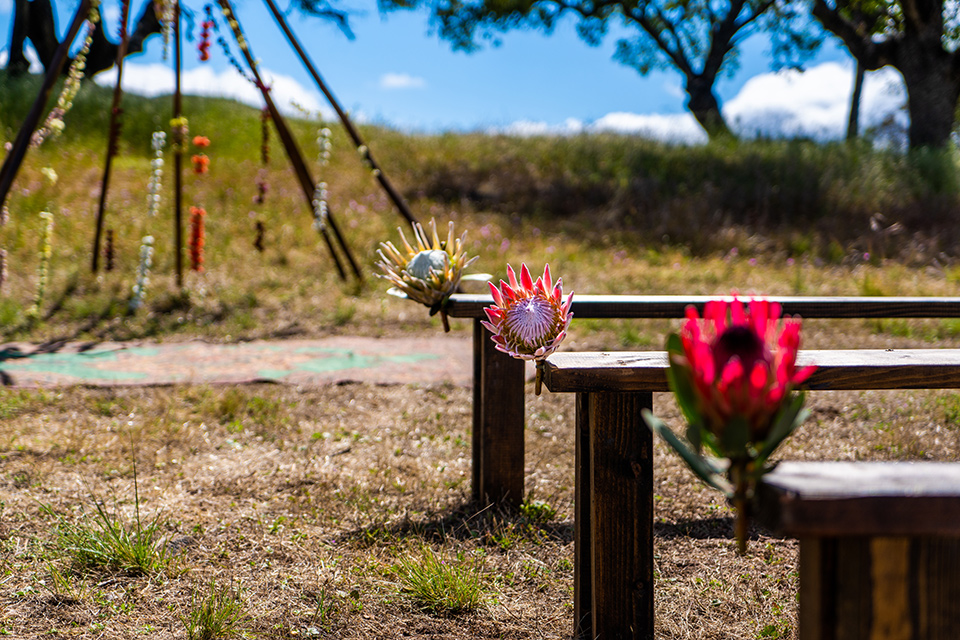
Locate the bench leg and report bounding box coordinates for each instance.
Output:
[799,536,960,640]
[575,391,654,640]
[471,319,525,506]
[575,393,592,638]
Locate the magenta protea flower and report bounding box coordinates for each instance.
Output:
[674,296,815,446]
[482,263,573,365]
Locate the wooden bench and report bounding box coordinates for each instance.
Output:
[540,348,960,640]
[444,295,960,505]
[756,461,960,640]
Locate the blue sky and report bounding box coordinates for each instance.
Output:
[0,0,907,139]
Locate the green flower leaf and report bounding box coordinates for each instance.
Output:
[756,392,810,463]
[642,409,732,496]
[719,415,750,458]
[665,333,701,426]
[685,422,702,454]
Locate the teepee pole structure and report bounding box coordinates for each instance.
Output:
[217,0,361,282]
[0,0,94,211]
[172,0,185,287]
[91,0,132,273]
[261,0,418,230]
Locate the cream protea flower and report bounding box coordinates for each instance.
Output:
[482,263,573,394]
[376,219,479,331]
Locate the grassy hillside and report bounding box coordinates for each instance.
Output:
[1,71,960,344]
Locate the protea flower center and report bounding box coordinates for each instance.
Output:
[406,250,449,280]
[504,296,562,353]
[712,324,771,379]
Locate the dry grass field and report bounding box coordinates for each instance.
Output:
[2,317,960,639]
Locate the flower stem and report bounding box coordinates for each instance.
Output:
[731,460,749,555]
[535,361,544,396]
[440,310,450,333]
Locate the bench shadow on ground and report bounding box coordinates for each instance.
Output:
[655,516,785,542]
[337,503,784,549]
[337,500,575,548]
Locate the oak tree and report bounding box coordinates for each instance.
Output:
[376,0,822,139]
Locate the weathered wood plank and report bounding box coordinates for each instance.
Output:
[588,391,654,640]
[796,534,960,640]
[756,462,960,537]
[574,393,592,639]
[473,321,526,505]
[799,537,835,640]
[543,349,960,393]
[445,294,960,320]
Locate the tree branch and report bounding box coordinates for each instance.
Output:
[811,0,893,69]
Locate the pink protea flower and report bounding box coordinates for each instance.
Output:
[675,296,815,445]
[482,263,573,363]
[646,294,815,555]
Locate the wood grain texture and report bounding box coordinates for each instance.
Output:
[445,294,960,319]
[588,391,654,640]
[543,349,960,393]
[473,322,525,505]
[574,393,592,640]
[800,537,835,640]
[756,462,960,537]
[797,536,960,640]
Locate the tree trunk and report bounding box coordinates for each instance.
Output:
[846,60,865,140]
[895,42,960,149]
[686,75,735,140]
[7,0,32,75]
[4,0,160,78]
[24,0,59,71]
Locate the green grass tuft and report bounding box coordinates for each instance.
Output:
[50,498,170,576]
[394,546,490,614]
[181,580,249,640]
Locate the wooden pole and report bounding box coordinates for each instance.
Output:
[173,0,184,288]
[260,0,419,230]
[216,0,361,281]
[91,0,132,273]
[0,0,93,211]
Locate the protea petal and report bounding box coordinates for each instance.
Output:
[507,264,519,290]
[520,263,534,291]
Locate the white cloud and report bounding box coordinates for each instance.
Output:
[0,45,44,73]
[494,118,584,137]
[494,61,907,144]
[94,63,332,118]
[724,61,907,140]
[379,73,427,90]
[589,112,707,143]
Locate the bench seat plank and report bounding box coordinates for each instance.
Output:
[544,349,960,393]
[758,461,960,537]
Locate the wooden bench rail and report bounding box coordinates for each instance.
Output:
[445,294,960,319]
[541,349,960,640]
[441,294,960,506]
